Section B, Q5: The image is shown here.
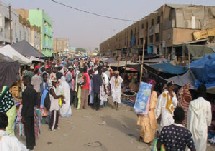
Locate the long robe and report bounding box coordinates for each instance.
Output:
[59,77,72,117]
[0,130,28,151]
[156,90,177,131]
[187,97,212,151]
[100,73,109,105]
[137,91,158,143]
[110,76,123,103]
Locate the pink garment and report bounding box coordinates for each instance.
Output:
[72,79,75,91]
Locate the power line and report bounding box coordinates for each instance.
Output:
[50,0,134,22]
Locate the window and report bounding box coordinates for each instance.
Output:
[152,19,154,26]
[149,35,153,43]
[155,33,159,42]
[157,16,160,24]
[169,8,174,21]
[140,38,144,45]
[141,23,144,29]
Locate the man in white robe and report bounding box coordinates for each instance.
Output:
[58,76,72,117]
[100,70,109,106]
[0,112,28,151]
[156,82,177,131]
[187,84,212,151]
[110,71,123,110]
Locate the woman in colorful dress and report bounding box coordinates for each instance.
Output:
[137,80,158,144]
[177,83,192,126]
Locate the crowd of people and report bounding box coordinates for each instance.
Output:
[0,56,215,151]
[137,79,214,151]
[0,57,125,151]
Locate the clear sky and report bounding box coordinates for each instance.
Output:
[4,0,215,50]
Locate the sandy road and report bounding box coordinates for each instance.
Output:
[33,105,151,151]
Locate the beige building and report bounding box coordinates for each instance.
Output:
[53,38,69,55]
[30,26,41,51]
[100,4,215,60]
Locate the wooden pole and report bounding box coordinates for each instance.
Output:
[140,40,145,82]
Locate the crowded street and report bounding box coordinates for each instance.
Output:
[1,0,215,151]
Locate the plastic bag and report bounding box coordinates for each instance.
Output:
[151,138,165,151]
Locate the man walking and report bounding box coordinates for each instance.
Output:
[21,76,37,150]
[80,66,90,109]
[157,107,196,151]
[31,69,42,107]
[187,84,212,151]
[110,71,123,110]
[92,68,103,111]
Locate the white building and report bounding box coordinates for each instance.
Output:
[0,2,41,51]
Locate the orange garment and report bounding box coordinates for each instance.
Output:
[137,91,158,143]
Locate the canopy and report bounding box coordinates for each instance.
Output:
[166,70,196,89]
[149,62,187,75]
[0,45,31,64]
[190,53,215,88]
[0,61,20,88]
[186,45,214,60]
[12,40,43,58]
[0,53,13,62]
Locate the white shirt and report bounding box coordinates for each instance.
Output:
[31,74,42,92]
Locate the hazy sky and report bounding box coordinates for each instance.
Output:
[4,0,215,50]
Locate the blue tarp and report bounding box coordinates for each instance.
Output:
[190,53,215,88]
[149,63,187,75]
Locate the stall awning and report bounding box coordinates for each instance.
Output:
[0,45,31,64]
[12,40,43,58]
[149,63,187,75]
[166,70,195,89]
[186,45,214,59]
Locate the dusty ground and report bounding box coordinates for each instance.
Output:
[18,102,215,151]
[33,104,150,151]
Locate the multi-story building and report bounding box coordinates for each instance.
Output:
[16,9,41,52]
[0,3,41,52]
[100,4,215,60]
[53,38,69,56]
[28,9,53,57]
[0,4,13,45]
[30,26,41,51]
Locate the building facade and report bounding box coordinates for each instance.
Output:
[53,38,69,56]
[28,9,53,57]
[100,4,215,60]
[16,9,42,52]
[0,4,41,52]
[0,4,13,45]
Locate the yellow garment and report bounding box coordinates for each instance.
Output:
[115,78,119,87]
[6,105,16,136]
[77,87,81,109]
[137,91,158,143]
[165,93,174,114]
[58,98,63,107]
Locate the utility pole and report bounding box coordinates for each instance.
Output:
[9,5,12,44]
